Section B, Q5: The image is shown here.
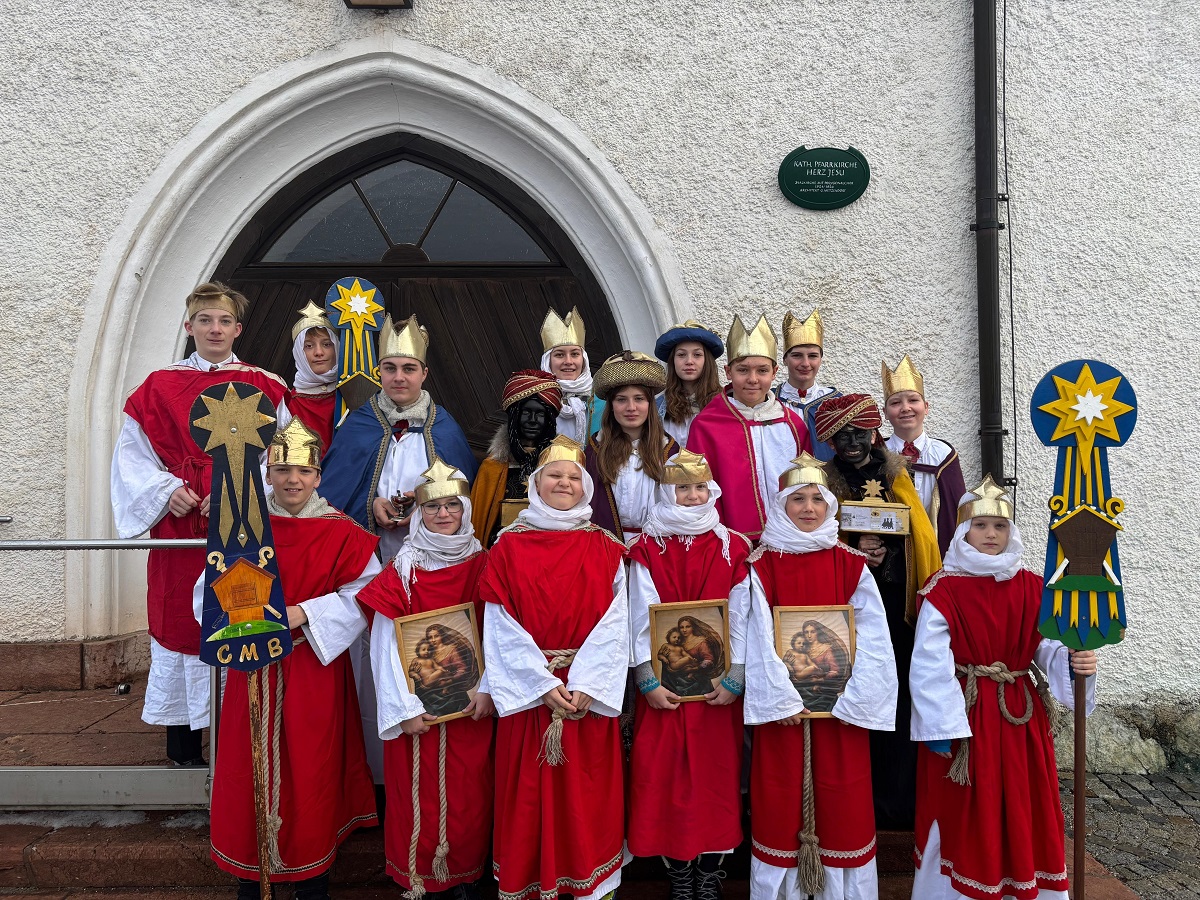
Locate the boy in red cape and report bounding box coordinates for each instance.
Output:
[112,282,288,766]
[910,477,1097,900]
[197,420,380,900]
[358,461,495,898]
[627,449,753,900]
[481,436,629,900]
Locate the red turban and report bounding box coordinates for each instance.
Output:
[502,369,563,413]
[814,393,882,443]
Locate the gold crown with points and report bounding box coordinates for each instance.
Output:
[881,354,925,401]
[726,314,778,362]
[415,458,470,506]
[956,474,1014,525]
[779,452,830,491]
[267,418,323,469]
[782,308,824,351]
[291,301,335,342]
[379,314,429,364]
[536,434,586,469]
[663,449,713,485]
[540,307,586,352]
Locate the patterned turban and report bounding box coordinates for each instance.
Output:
[502,369,563,413]
[814,393,882,443]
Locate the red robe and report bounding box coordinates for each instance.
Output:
[481,527,627,900]
[686,392,812,539]
[124,363,287,653]
[626,531,751,860]
[285,389,336,459]
[750,547,878,869]
[915,570,1067,900]
[209,511,379,881]
[356,554,494,892]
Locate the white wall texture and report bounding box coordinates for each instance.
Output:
[0,1,1195,705]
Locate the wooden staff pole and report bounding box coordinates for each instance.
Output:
[1073,672,1087,900]
[246,670,273,900]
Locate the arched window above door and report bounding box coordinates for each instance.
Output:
[259,158,552,265]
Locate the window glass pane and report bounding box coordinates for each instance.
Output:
[421,183,551,263]
[261,184,389,263]
[356,161,453,245]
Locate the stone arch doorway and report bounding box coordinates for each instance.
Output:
[207,132,621,452]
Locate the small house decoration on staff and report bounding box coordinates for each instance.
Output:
[205,551,286,643]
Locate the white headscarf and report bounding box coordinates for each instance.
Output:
[395,488,482,590]
[641,479,731,559]
[942,508,1026,582]
[541,347,594,441]
[291,326,339,394]
[758,482,841,554]
[511,458,595,532]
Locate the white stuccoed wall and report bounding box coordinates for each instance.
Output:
[0,1,1194,705]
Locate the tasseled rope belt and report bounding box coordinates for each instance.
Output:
[796,718,825,896]
[538,648,579,766]
[947,660,1060,786]
[403,723,451,900]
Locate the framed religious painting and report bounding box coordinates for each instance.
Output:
[395,602,484,724]
[649,599,731,702]
[772,605,856,718]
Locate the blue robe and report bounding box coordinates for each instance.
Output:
[318,395,478,532]
[776,385,843,462]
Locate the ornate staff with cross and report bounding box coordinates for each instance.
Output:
[1030,359,1137,900]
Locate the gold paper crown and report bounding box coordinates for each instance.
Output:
[267,418,323,469]
[291,301,335,342]
[540,307,586,352]
[882,354,925,401]
[537,434,586,469]
[663,449,713,485]
[379,314,429,364]
[415,458,470,505]
[726,314,778,362]
[782,308,824,351]
[956,474,1014,525]
[779,452,830,491]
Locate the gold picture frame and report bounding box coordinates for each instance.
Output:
[772,605,856,719]
[395,602,484,724]
[649,599,731,702]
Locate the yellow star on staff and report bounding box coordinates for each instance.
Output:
[1037,363,1133,474]
[329,278,383,332]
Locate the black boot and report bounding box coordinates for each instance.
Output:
[166,724,206,766]
[447,881,483,900]
[694,854,726,900]
[236,878,272,900]
[294,871,330,900]
[662,856,695,900]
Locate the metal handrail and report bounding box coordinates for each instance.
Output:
[0,539,206,550]
[0,534,219,809]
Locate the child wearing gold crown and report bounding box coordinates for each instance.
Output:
[626,449,754,900]
[112,282,289,767]
[284,301,339,456]
[881,354,967,556]
[357,460,495,899]
[539,306,607,443]
[909,478,1097,900]
[481,436,629,900]
[197,420,380,900]
[742,453,898,900]
[776,309,842,462]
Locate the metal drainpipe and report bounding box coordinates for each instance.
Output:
[973,0,1006,481]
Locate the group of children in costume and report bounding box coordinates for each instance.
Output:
[112,282,1099,900]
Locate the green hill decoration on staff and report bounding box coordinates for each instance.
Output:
[325,276,385,423]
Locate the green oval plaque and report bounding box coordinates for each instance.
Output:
[778,146,870,211]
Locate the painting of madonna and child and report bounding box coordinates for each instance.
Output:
[772,606,856,716]
[650,600,731,701]
[395,603,484,723]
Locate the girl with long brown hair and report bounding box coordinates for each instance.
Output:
[584,351,678,542]
[653,320,725,445]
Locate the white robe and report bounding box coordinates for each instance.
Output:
[884,432,953,515]
[743,562,899,900]
[111,352,291,729]
[375,430,433,562]
[729,393,805,513]
[607,443,661,544]
[908,598,1097,900]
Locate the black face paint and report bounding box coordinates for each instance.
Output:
[832,426,874,468]
[515,398,553,444]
